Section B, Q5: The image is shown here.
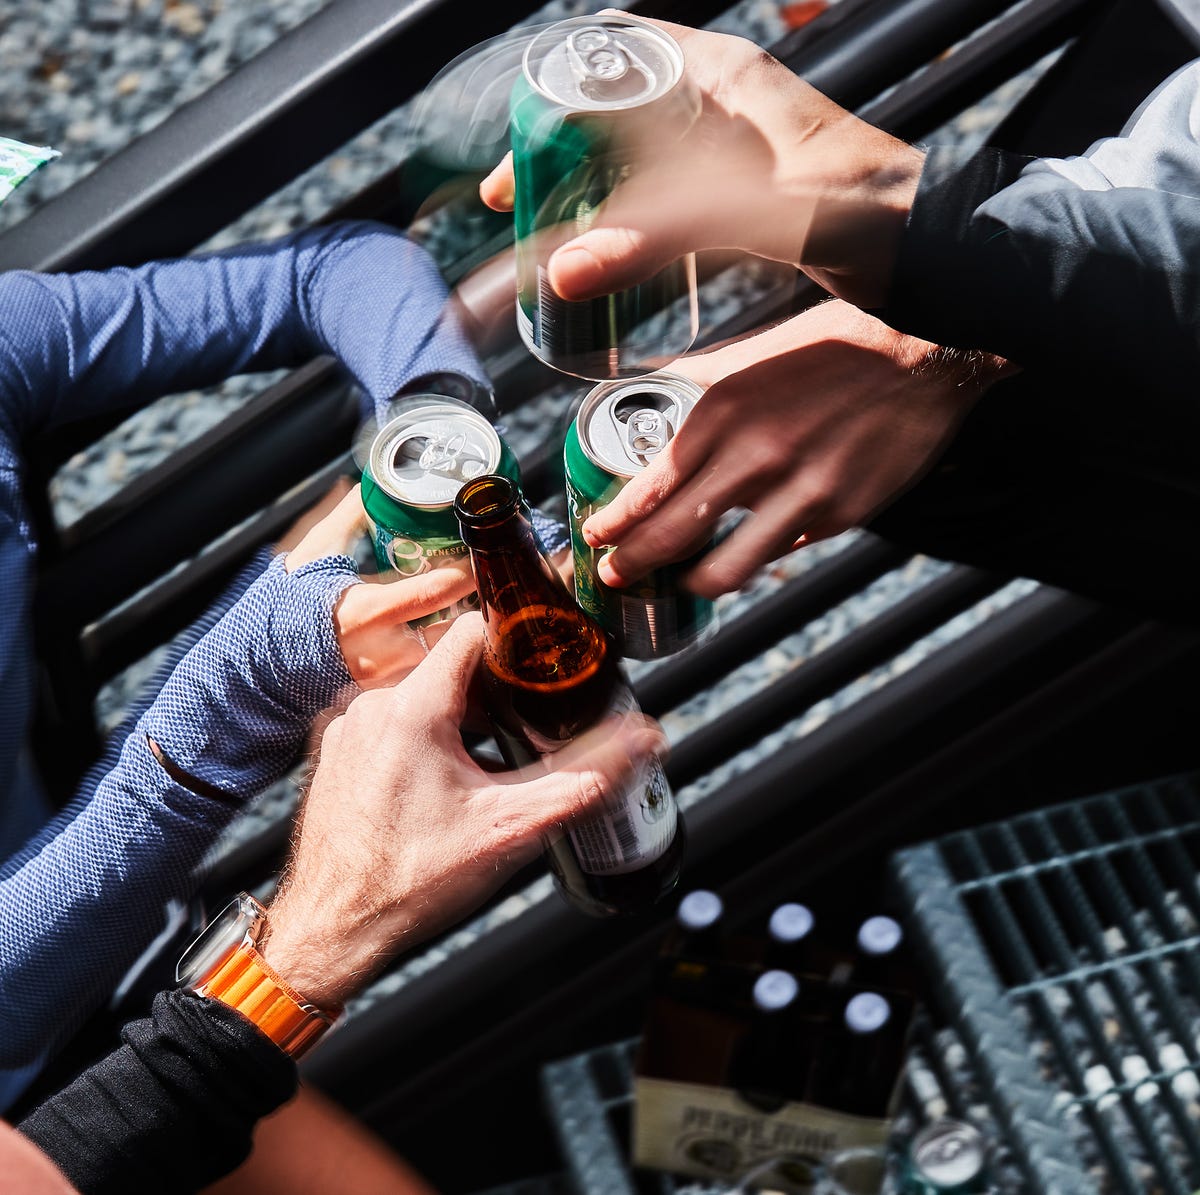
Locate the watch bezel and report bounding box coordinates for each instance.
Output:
[175,892,267,987]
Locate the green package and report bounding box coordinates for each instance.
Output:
[0,136,59,206]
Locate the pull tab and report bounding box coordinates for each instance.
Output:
[611,390,684,466]
[566,27,630,83]
[626,409,666,459]
[406,431,486,480]
[564,26,654,103]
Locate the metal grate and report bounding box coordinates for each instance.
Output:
[892,771,1200,1195]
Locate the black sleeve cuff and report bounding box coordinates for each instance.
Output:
[19,990,298,1195]
[877,145,1033,355]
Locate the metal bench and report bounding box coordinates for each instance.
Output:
[4,0,1200,1186]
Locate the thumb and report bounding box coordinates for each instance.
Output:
[547,168,698,301]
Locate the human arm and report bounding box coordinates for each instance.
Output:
[482,18,1200,387]
[882,59,1200,386]
[580,300,1013,596]
[0,491,470,1070]
[0,220,485,444]
[17,616,665,1194]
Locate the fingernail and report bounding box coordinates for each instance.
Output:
[597,551,621,586]
[550,245,601,297]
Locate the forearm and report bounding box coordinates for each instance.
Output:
[0,556,356,1067]
[881,145,1200,388]
[0,220,485,439]
[0,735,241,1067]
[19,990,296,1195]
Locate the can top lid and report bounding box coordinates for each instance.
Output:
[845,991,890,1034]
[911,1119,987,1183]
[677,889,723,931]
[367,399,501,510]
[754,969,800,1012]
[768,903,815,944]
[524,16,683,111]
[858,915,903,957]
[576,373,703,479]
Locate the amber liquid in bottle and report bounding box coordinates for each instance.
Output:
[455,474,684,917]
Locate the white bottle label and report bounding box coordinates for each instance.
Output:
[567,753,677,876]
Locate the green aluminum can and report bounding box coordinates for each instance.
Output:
[564,373,716,659]
[510,15,700,380]
[361,396,520,627]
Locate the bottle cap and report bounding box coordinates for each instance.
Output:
[845,992,891,1034]
[677,889,723,932]
[753,969,799,1012]
[768,902,814,944]
[857,915,903,957]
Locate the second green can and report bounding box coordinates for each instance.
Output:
[565,372,716,659]
[362,396,520,628]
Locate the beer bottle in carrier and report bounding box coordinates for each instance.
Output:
[852,915,908,991]
[811,991,903,1118]
[663,889,725,960]
[731,970,804,1112]
[454,473,684,916]
[764,902,817,974]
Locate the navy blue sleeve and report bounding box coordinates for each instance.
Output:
[0,219,487,444]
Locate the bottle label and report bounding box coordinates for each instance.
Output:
[632,1077,892,1193]
[566,753,677,876]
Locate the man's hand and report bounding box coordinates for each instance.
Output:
[480,14,924,309]
[581,301,1015,598]
[284,486,475,688]
[261,614,666,1009]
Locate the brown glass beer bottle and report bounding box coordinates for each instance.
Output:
[454,473,685,916]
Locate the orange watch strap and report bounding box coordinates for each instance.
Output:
[196,941,334,1059]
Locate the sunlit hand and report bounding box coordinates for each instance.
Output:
[284,486,474,687]
[262,613,667,1009]
[480,13,923,309]
[581,301,1016,598]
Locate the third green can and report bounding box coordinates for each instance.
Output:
[565,372,716,659]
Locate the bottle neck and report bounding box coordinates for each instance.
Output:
[455,474,609,691]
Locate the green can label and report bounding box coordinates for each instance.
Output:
[565,373,716,659]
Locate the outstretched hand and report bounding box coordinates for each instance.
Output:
[480,14,923,308]
[581,301,1015,598]
[262,613,667,1008]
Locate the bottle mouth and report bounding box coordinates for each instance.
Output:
[454,472,521,527]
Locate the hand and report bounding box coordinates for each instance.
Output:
[582,301,1016,598]
[480,14,923,308]
[261,613,667,1008]
[285,486,475,688]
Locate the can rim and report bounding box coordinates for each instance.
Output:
[574,372,704,479]
[521,14,685,112]
[367,400,502,512]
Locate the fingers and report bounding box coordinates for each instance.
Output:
[684,480,825,597]
[479,151,515,211]
[400,610,485,726]
[285,487,369,572]
[546,168,696,302]
[493,712,669,844]
[358,557,476,620]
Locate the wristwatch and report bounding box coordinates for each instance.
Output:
[177,892,337,1059]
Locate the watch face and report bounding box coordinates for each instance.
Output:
[176,893,265,987]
